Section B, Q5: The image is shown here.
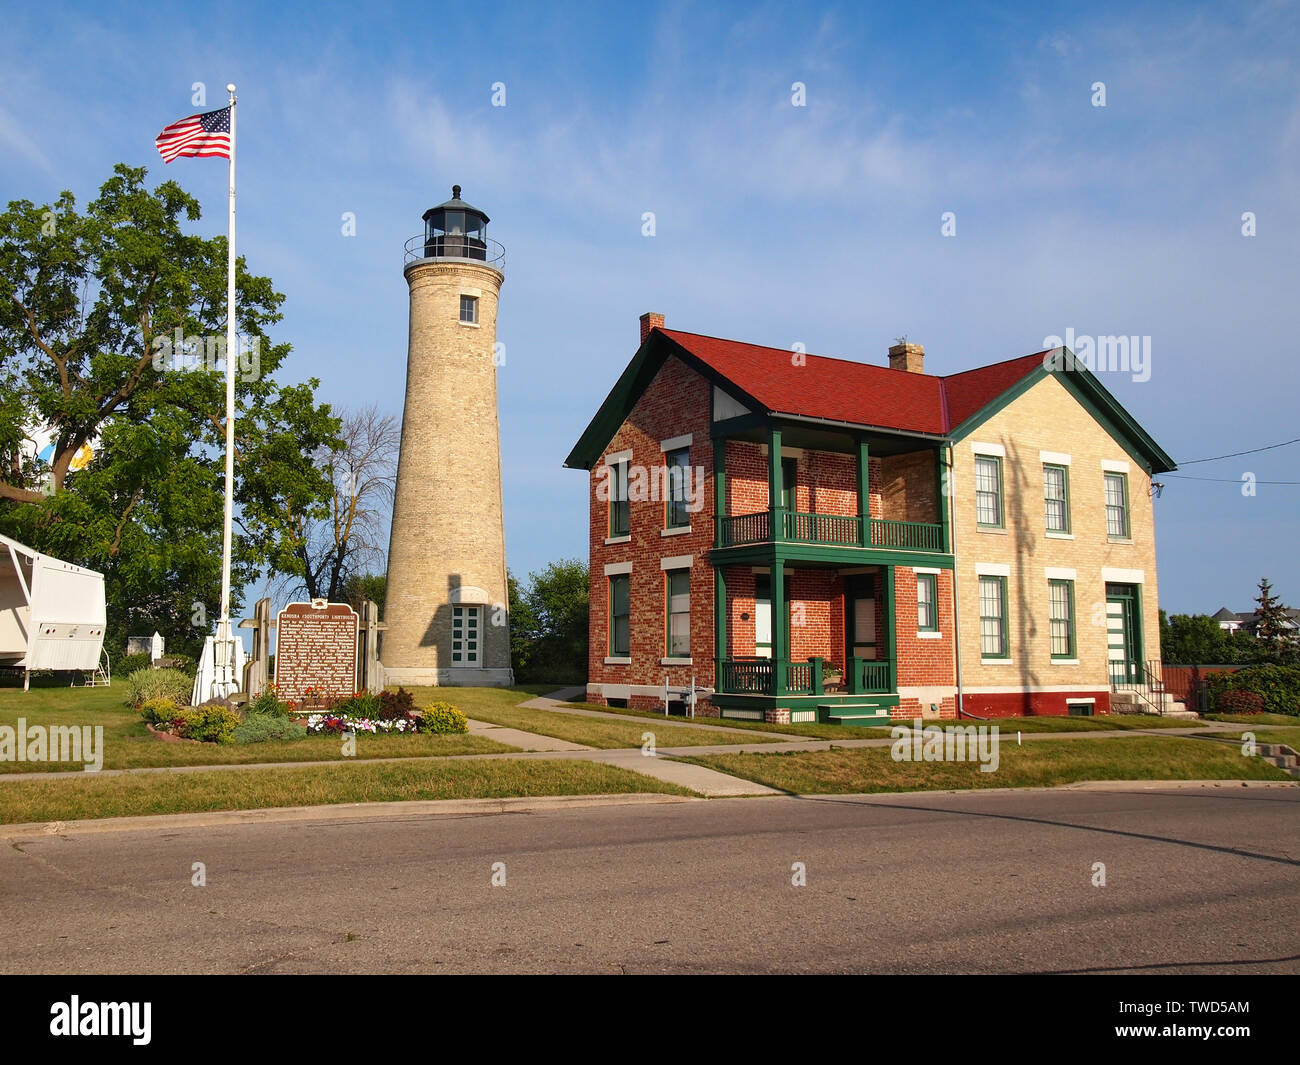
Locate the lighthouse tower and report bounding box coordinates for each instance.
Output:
[383,186,513,686]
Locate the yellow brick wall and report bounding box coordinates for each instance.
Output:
[951,373,1162,697]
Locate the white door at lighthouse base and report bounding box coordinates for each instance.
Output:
[451,605,481,666]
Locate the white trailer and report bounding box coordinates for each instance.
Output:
[0,534,108,690]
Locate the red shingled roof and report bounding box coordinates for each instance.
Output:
[659,328,1049,436]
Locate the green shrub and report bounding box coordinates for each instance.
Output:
[245,686,289,718]
[1214,690,1265,715]
[233,714,308,744]
[417,701,469,734]
[117,652,153,677]
[182,704,241,744]
[1208,665,1300,717]
[124,667,192,708]
[139,697,186,726]
[335,691,383,719]
[156,654,197,675]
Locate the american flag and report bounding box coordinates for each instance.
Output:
[155,106,232,163]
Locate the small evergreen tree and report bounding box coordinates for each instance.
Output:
[1253,577,1294,655]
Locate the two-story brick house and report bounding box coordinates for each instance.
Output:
[565,314,1177,724]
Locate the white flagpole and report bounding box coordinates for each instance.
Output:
[217,83,238,696]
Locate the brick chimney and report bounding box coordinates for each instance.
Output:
[888,339,925,373]
[640,311,665,344]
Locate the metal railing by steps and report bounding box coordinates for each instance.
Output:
[1112,658,1183,715]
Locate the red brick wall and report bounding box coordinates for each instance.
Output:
[959,690,1112,718]
[726,443,882,519]
[789,569,837,661]
[587,355,715,694]
[879,451,939,523]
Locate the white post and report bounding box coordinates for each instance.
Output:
[216,84,238,697]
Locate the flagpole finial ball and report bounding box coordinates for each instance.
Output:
[226,83,237,93]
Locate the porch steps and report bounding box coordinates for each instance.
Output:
[1259,744,1300,779]
[818,704,893,727]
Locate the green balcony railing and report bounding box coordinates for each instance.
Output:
[849,656,895,694]
[716,657,896,697]
[716,658,822,696]
[784,511,862,545]
[869,518,945,552]
[716,510,944,552]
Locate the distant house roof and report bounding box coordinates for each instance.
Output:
[565,327,1178,472]
[1212,607,1240,622]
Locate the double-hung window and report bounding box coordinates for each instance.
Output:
[1104,472,1130,539]
[666,569,691,657]
[608,460,630,537]
[665,447,690,529]
[979,575,1008,658]
[975,455,1004,528]
[917,574,938,632]
[1049,579,1076,659]
[1043,464,1070,533]
[609,575,630,657]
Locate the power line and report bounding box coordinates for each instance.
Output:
[1163,474,1300,485]
[1176,437,1300,465]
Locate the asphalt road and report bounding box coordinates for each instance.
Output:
[3,787,1297,974]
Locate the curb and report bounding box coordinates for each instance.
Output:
[0,792,702,839]
[788,779,1300,802]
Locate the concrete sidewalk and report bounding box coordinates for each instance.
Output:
[466,718,591,752]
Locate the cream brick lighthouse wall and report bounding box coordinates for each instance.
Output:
[383,258,514,686]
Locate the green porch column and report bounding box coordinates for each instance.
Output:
[883,564,897,693]
[857,438,871,547]
[714,566,727,682]
[714,438,727,548]
[771,558,787,693]
[768,425,783,542]
[936,447,951,553]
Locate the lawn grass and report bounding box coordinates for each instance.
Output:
[677,735,1295,795]
[560,700,1195,737]
[1202,727,1300,749]
[1204,712,1299,727]
[0,757,694,825]
[412,687,784,749]
[555,701,887,739]
[0,679,513,774]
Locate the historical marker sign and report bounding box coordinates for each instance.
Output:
[274,600,359,703]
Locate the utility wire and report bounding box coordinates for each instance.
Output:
[1163,474,1300,485]
[1176,437,1300,465]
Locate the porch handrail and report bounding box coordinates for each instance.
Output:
[716,510,943,551]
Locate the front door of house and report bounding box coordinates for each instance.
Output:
[1105,583,1140,685]
[844,574,878,663]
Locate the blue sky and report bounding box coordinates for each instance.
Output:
[2,0,1297,615]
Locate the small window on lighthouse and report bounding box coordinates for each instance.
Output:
[460,295,479,324]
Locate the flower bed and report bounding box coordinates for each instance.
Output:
[304,713,416,735]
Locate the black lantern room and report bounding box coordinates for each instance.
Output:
[422,185,489,260]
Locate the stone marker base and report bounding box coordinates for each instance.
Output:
[383,666,515,688]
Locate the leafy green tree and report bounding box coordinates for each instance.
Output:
[510,559,588,683]
[1163,613,1234,664]
[0,164,340,654]
[507,570,538,677]
[341,572,386,617]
